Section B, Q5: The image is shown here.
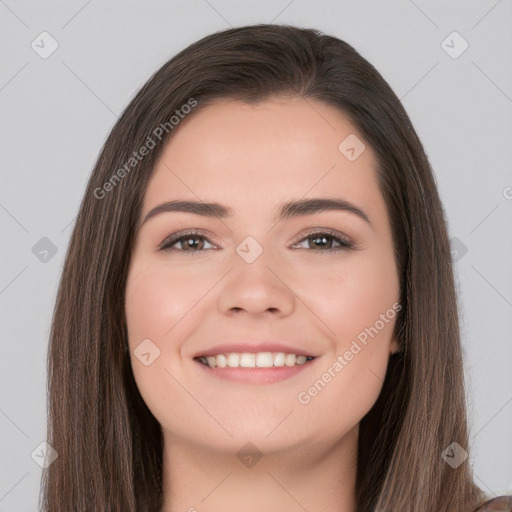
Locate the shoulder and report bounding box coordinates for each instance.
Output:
[474,495,512,511]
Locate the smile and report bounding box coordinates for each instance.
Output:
[195,351,316,368]
[193,351,318,385]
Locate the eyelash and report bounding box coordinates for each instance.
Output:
[158,229,355,254]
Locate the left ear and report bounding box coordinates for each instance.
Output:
[389,334,401,355]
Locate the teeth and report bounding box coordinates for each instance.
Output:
[227,353,240,367]
[197,352,314,369]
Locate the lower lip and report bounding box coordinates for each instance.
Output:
[194,358,317,384]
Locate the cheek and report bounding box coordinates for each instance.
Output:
[294,250,398,406]
[298,248,399,346]
[295,260,398,437]
[124,263,200,391]
[125,262,207,343]
[124,263,209,434]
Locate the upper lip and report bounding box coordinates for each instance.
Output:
[194,342,318,358]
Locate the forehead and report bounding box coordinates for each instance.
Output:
[142,96,382,218]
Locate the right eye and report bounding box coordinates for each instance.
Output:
[159,230,216,253]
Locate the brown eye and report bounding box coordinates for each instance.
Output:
[159,231,215,252]
[158,229,354,254]
[294,231,354,253]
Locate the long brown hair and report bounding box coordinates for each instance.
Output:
[40,23,490,511]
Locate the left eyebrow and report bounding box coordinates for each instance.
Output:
[279,198,371,226]
[137,197,372,231]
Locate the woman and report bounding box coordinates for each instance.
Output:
[40,24,511,512]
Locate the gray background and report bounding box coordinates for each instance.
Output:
[0,1,511,510]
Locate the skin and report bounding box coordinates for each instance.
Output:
[125,96,400,512]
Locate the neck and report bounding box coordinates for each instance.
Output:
[161,426,359,512]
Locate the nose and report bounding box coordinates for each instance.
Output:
[216,248,295,318]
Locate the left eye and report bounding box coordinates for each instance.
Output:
[293,231,354,252]
[158,230,354,253]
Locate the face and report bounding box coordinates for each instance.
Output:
[124,96,400,454]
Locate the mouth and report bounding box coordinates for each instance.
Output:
[194,351,317,369]
[193,351,318,384]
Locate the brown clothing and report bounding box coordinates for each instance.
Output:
[474,495,512,511]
